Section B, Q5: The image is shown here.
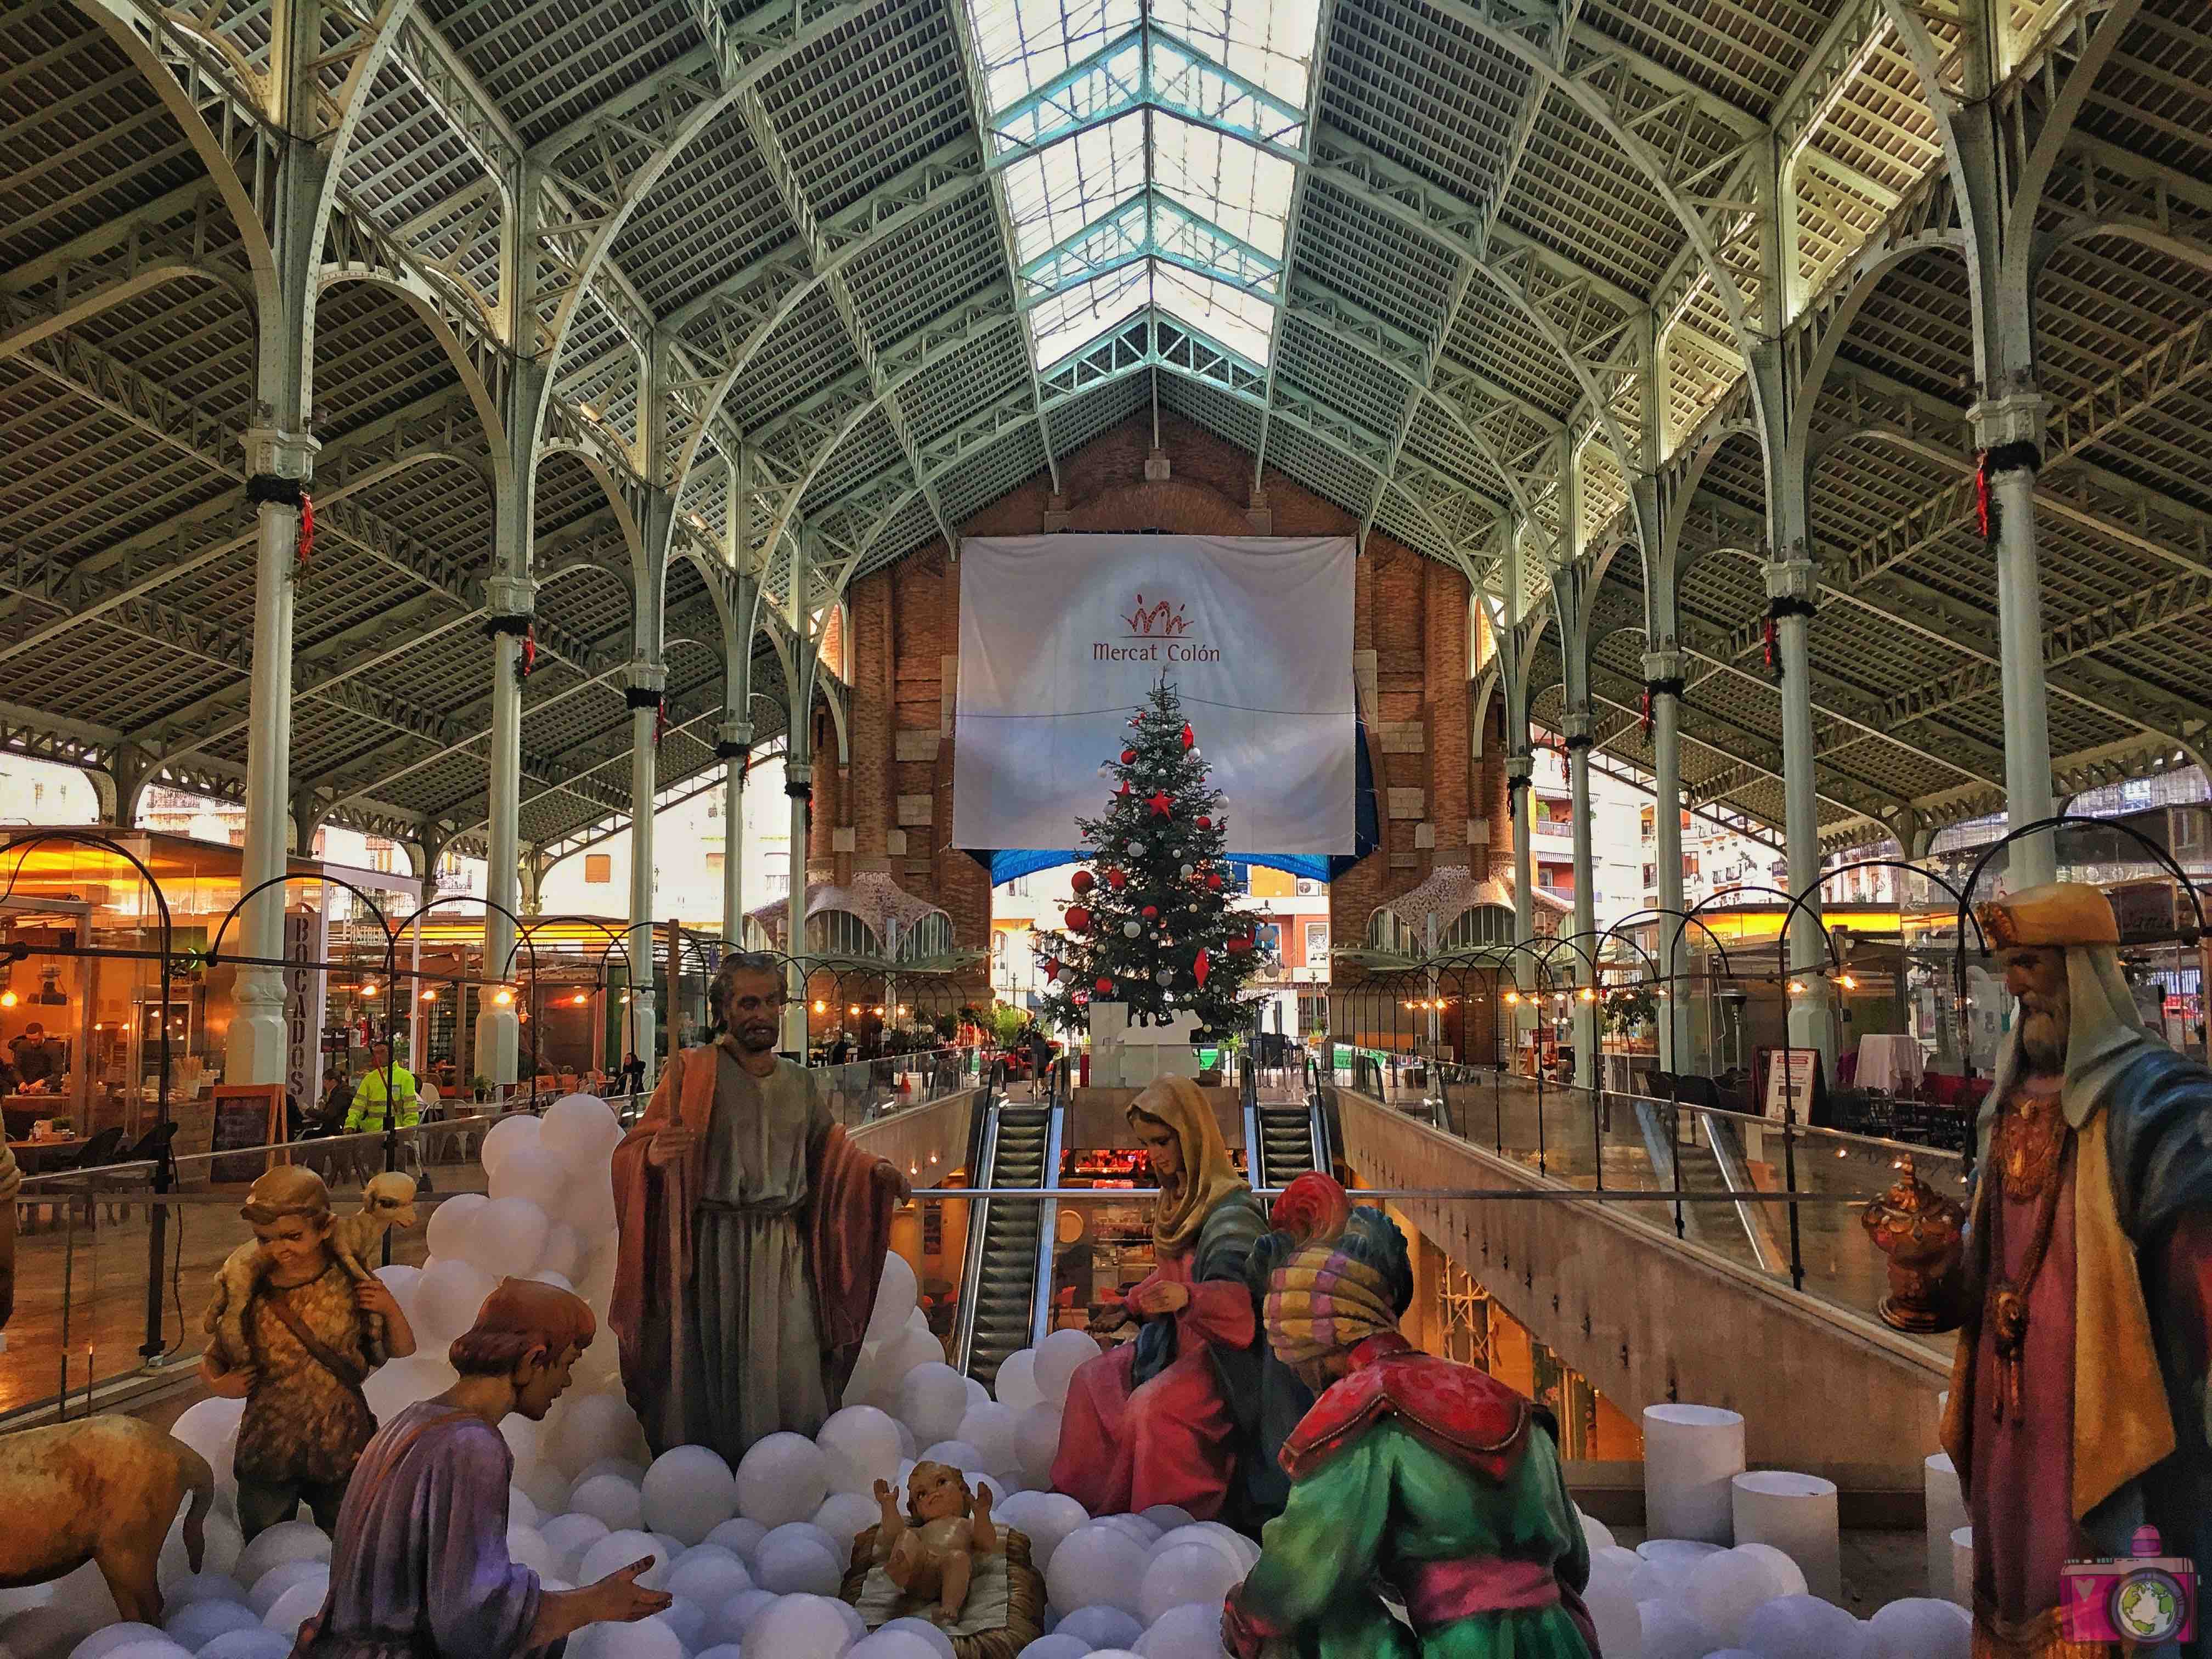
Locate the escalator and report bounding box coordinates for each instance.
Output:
[1255,1102,1318,1186]
[1630,1099,1786,1273]
[954,1094,1063,1387]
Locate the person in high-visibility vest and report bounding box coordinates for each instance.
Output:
[347,1040,420,1134]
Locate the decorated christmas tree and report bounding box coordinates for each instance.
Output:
[1030,678,1269,1036]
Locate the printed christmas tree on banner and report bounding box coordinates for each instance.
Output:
[1031,678,1268,1036]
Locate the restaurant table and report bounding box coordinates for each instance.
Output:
[1855,1034,1926,1096]
[5,1135,86,1176]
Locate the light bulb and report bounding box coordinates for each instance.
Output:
[420,988,438,1002]
[1788,980,1806,995]
[572,992,588,1006]
[492,986,514,1007]
[814,1000,827,1014]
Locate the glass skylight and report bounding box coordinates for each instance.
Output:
[966,0,1319,371]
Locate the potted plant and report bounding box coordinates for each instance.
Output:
[470,1074,492,1104]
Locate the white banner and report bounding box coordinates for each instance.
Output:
[952,534,1355,855]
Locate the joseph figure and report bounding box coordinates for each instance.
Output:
[1931,883,2212,1659]
[611,954,909,1463]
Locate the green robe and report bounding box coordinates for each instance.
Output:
[1238,1419,1594,1658]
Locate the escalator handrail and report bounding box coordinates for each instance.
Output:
[1029,1093,1067,1350]
[1240,1052,1263,1188]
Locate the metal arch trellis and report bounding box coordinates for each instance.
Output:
[515,914,643,1081]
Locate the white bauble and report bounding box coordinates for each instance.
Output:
[1740,1593,1869,1659]
[709,1588,778,1646]
[866,1254,921,1347]
[874,1617,956,1657]
[157,1570,244,1612]
[577,1530,671,1593]
[413,1257,496,1346]
[1579,1510,1616,1553]
[1132,1599,1231,1657]
[567,1614,684,1659]
[735,1432,830,1530]
[813,1492,883,1561]
[1046,1527,1148,1617]
[233,1524,330,1592]
[479,1114,543,1181]
[1031,1331,1100,1406]
[956,1403,1022,1476]
[993,1350,1044,1413]
[640,1446,737,1545]
[1016,1639,1092,1659]
[541,1094,623,1168]
[1137,1541,1241,1624]
[1634,1596,1719,1659]
[1001,1491,1089,1574]
[362,1354,454,1426]
[1147,1525,1243,1574]
[540,1512,611,1572]
[1055,1604,1144,1647]
[161,1599,261,1651]
[1863,1598,1970,1659]
[665,1549,752,1609]
[755,1527,844,1596]
[550,1394,647,1477]
[488,1146,569,1214]
[566,1474,645,1533]
[1686,1547,1782,1645]
[917,1440,985,1475]
[1580,1574,1641,1658]
[259,1579,328,1634]
[1014,1403,1063,1488]
[506,1524,561,1582]
[196,1634,292,1659]
[423,1193,486,1262]
[847,1634,944,1659]
[67,1626,165,1659]
[741,1593,866,1659]
[704,1518,768,1564]
[817,1406,904,1496]
[895,1364,972,1448]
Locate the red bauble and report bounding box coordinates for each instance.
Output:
[1197,815,1211,830]
[1120,748,1136,764]
[1141,905,1158,921]
[1206,872,1223,891]
[1181,724,1194,749]
[1065,905,1092,933]
[1094,976,1114,995]
[1071,870,1095,895]
[1227,935,1253,954]
[1146,791,1173,818]
[1106,868,1127,890]
[1194,947,1211,987]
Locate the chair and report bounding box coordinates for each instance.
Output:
[97,1120,177,1223]
[25,1125,127,1232]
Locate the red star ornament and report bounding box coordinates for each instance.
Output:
[1181,724,1194,749]
[1106,868,1127,890]
[1043,959,1061,982]
[1194,948,1210,987]
[1146,791,1173,818]
[1206,872,1223,891]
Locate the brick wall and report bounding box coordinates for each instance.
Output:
[823,409,1489,984]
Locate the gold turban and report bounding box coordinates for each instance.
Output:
[1973,881,2119,950]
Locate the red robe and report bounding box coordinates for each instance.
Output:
[609,1044,894,1458]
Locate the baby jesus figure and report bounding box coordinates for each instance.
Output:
[871,1462,998,1627]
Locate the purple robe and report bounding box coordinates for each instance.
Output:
[301,1402,554,1659]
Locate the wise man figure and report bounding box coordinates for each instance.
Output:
[1934,883,2212,1659]
[611,953,909,1464]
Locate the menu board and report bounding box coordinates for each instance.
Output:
[208,1083,285,1182]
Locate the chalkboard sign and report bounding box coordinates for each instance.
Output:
[209,1083,285,1182]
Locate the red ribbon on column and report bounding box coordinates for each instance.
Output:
[1639,687,1653,738]
[1763,616,1778,678]
[518,629,537,682]
[296,493,315,568]
[1975,449,1996,543]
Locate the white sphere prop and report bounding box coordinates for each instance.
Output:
[736,1432,830,1529]
[196,1635,292,1659]
[1189,1525,1259,1573]
[1580,1574,1641,1658]
[539,1222,588,1285]
[1017,1639,1093,1659]
[876,1617,957,1658]
[1579,1511,1616,1553]
[567,1474,645,1533]
[665,1549,752,1608]
[569,1616,685,1659]
[260,1581,327,1635]
[998,1491,1088,1572]
[488,1146,570,1214]
[363,1355,456,1425]
[640,1446,737,1544]
[654,1599,709,1654]
[371,1263,423,1318]
[1740,1593,1870,1659]
[1642,1404,1746,1544]
[541,1094,623,1165]
[1055,1605,1143,1647]
[1732,1472,1840,1603]
[711,1588,778,1645]
[848,1634,943,1659]
[508,1482,544,1529]
[551,1394,647,1476]
[162,1600,261,1651]
[896,1365,973,1448]
[83,1644,191,1659]
[517,1460,572,1516]
[1864,1599,1970,1659]
[1133,1600,1231,1658]
[1138,1542,1242,1625]
[1047,1527,1149,1617]
[697,1649,746,1659]
[1032,1331,1101,1407]
[159,1572,245,1612]
[68,1626,164,1659]
[883,1329,946,1388]
[755,1526,844,1596]
[465,1195,554,1278]
[1015,1404,1063,1488]
[424,1193,487,1262]
[956,1403,1022,1475]
[706,1519,769,1563]
[965,1376,992,1410]
[578,1530,672,1593]
[1686,1547,1787,1646]
[414,1257,497,1345]
[994,1350,1044,1413]
[508,1524,562,1583]
[480,1114,543,1181]
[246,1561,328,1620]
[1634,1597,1719,1659]
[814,1492,883,1559]
[1733,1542,1810,1603]
[541,1512,611,1570]
[866,1254,920,1346]
[168,1398,246,1472]
[577,1458,647,1488]
[1147,1526,1242,1575]
[741,1593,865,1659]
[918,1440,986,1475]
[1138,1506,1195,1534]
[1091,1515,1160,1548]
[233,1525,330,1592]
[817,1406,905,1496]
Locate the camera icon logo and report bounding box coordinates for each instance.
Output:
[2061,1526,2197,1644]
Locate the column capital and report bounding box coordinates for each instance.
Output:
[785,760,813,788]
[1504,753,1535,785]
[1560,709,1592,744]
[1762,556,1818,604]
[716,719,753,760]
[1969,387,2047,452]
[1640,647,1686,684]
[626,658,667,696]
[484,574,538,617]
[243,425,320,479]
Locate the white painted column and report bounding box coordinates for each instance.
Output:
[627,661,664,1091]
[1644,647,1691,1070]
[782,761,813,1054]
[718,720,751,944]
[1975,390,2057,887]
[1765,555,1835,1071]
[475,574,533,1088]
[1565,715,1598,1090]
[231,424,320,1084]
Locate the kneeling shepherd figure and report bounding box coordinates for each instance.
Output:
[1221,1173,1597,1659]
